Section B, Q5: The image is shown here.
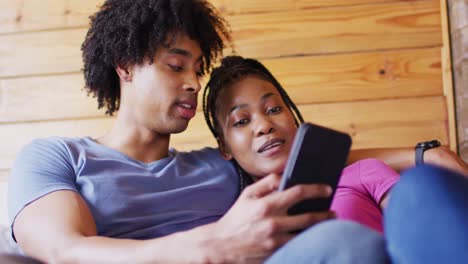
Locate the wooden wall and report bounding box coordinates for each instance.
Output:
[448,0,468,162]
[0,0,455,223]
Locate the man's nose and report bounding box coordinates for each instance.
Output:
[183,72,202,93]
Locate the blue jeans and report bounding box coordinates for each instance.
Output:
[266,165,468,264]
[265,220,390,263]
[384,165,468,264]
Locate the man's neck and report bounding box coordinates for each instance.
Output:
[96,117,171,163]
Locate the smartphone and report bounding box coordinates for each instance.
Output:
[278,122,352,215]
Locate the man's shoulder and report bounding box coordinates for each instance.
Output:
[22,136,86,153]
[175,147,231,167]
[16,136,89,164]
[175,147,222,159]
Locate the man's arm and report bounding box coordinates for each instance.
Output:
[15,190,234,263]
[14,174,334,264]
[348,146,468,176]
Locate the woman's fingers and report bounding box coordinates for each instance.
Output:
[265,184,332,212]
[242,173,282,199]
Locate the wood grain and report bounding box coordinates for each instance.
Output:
[0,1,441,78]
[0,47,442,123]
[263,47,443,104]
[0,0,426,34]
[0,74,104,123]
[0,0,454,172]
[0,29,86,78]
[229,0,441,58]
[0,0,100,34]
[0,96,448,170]
[440,0,457,151]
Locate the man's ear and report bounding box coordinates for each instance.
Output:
[217,137,233,160]
[116,64,133,82]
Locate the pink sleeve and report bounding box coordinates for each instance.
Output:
[358,158,400,204]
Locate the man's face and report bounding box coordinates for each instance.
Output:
[125,34,203,135]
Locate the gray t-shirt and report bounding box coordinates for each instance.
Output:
[8,137,239,239]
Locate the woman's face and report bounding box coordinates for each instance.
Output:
[216,76,297,180]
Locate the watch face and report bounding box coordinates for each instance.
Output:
[416,140,441,150]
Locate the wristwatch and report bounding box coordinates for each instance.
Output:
[415,140,441,166]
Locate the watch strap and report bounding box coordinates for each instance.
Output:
[414,140,441,166]
[415,146,425,166]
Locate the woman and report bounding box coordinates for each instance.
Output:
[202,55,468,262]
[203,55,402,232]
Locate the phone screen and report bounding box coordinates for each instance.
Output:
[278,122,352,214]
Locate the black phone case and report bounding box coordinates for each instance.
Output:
[278,122,352,214]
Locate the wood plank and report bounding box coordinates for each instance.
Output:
[230,0,442,58]
[440,0,457,151]
[0,47,442,123]
[0,0,425,34]
[0,29,86,78]
[0,0,95,34]
[263,47,443,104]
[0,96,448,170]
[0,1,442,78]
[0,74,105,123]
[213,0,414,15]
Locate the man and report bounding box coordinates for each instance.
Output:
[7,0,468,263]
[6,0,389,263]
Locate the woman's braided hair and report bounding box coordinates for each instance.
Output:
[203,55,304,139]
[202,56,304,189]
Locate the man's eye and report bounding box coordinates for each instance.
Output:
[267,106,282,114]
[168,64,183,72]
[233,119,249,127]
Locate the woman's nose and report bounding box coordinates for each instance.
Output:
[255,119,274,136]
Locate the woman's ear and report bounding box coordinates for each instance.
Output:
[217,137,233,160]
[116,64,133,82]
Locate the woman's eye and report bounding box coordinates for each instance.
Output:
[267,106,282,114]
[233,119,249,127]
[168,64,183,72]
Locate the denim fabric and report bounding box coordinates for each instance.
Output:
[385,165,468,264]
[266,220,390,264]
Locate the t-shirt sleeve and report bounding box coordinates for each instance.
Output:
[7,138,78,227]
[359,158,400,204]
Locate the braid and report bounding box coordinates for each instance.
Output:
[202,56,304,187]
[244,58,304,127]
[203,55,304,139]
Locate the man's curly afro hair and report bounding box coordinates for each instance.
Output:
[81,0,232,115]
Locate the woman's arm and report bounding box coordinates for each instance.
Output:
[348,146,468,176]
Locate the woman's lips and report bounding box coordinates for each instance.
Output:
[258,138,285,153]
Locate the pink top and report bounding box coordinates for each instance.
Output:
[331,158,399,233]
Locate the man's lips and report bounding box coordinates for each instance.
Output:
[176,100,197,119]
[258,138,285,153]
[177,99,197,109]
